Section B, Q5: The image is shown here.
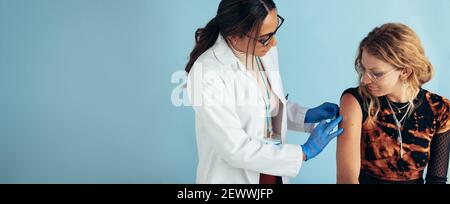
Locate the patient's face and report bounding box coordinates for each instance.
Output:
[360,49,402,97]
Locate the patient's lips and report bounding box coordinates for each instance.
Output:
[367,84,377,89]
[368,85,379,93]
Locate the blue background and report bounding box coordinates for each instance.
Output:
[0,0,448,183]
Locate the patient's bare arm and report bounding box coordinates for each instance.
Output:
[336,94,363,184]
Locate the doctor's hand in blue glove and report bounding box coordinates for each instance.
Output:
[301,116,344,161]
[305,102,339,123]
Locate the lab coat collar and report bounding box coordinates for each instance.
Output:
[212,34,246,72]
[259,53,286,103]
[212,34,286,103]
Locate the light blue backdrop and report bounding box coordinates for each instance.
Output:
[0,0,448,184]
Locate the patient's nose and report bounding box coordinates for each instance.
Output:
[361,73,371,85]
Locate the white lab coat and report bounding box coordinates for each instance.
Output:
[187,34,314,184]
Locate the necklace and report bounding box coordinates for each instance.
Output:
[386,97,411,159]
[390,102,409,112]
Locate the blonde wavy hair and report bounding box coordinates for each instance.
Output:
[355,23,434,126]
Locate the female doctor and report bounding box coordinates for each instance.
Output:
[186,0,344,184]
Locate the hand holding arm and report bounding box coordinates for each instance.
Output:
[301,116,344,161]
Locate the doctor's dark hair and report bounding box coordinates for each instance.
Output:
[185,0,276,73]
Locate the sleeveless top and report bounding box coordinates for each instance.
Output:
[342,87,450,183]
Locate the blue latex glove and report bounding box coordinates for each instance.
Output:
[301,116,344,161]
[305,102,339,123]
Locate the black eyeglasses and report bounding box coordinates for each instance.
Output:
[246,15,285,46]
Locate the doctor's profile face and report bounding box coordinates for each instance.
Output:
[230,9,280,57]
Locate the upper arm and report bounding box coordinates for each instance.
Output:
[336,93,363,184]
[425,131,450,184]
[426,98,450,183]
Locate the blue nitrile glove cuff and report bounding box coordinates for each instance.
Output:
[300,144,311,161]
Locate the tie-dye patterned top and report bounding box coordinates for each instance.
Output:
[342,88,450,184]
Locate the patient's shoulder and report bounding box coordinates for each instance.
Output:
[340,91,361,112]
[342,87,361,100]
[341,87,363,107]
[340,87,364,120]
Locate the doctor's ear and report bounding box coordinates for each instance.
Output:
[400,68,413,81]
[228,36,239,45]
[228,35,246,43]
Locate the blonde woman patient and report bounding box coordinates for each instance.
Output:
[337,23,450,184]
